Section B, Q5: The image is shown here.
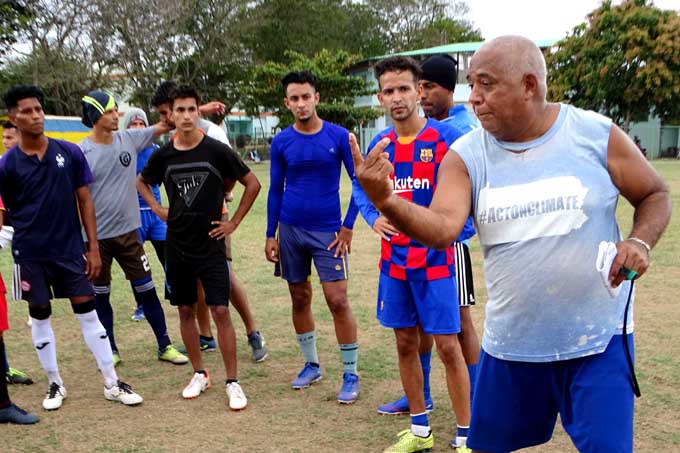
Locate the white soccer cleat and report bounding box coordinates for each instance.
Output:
[226,381,247,411]
[104,381,143,406]
[42,382,67,410]
[182,372,210,399]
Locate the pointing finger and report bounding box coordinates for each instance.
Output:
[349,133,365,169]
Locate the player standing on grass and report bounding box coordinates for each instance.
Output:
[138,85,260,410]
[151,82,268,362]
[79,90,187,367]
[0,84,143,411]
[351,36,671,453]
[265,70,361,404]
[377,55,481,450]
[352,57,471,452]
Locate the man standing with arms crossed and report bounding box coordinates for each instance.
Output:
[79,90,187,367]
[138,85,260,410]
[1,85,143,411]
[351,36,671,453]
[377,55,481,442]
[352,57,471,452]
[265,70,360,403]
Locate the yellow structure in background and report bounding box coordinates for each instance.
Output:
[1,115,90,153]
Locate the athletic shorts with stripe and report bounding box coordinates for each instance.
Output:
[454,242,475,307]
[92,230,152,286]
[274,223,348,283]
[12,257,94,304]
[137,209,167,243]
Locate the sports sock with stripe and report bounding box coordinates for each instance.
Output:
[132,277,171,351]
[94,285,118,352]
[339,343,358,374]
[296,331,319,365]
[410,411,430,437]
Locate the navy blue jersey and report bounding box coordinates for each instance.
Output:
[0,138,93,263]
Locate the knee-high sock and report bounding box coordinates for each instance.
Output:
[94,285,118,353]
[129,282,143,309]
[420,351,432,401]
[0,337,10,407]
[132,277,171,351]
[340,343,359,375]
[75,308,118,388]
[2,343,9,371]
[31,317,62,385]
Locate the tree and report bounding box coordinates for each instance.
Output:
[1,0,114,115]
[242,49,379,131]
[546,0,680,129]
[0,0,31,56]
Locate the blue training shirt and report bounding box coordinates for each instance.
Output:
[136,144,161,209]
[266,121,359,237]
[0,138,93,263]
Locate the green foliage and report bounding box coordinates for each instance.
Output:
[0,0,31,56]
[242,49,379,131]
[415,17,483,48]
[547,0,680,129]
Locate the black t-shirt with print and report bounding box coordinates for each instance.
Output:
[141,135,250,260]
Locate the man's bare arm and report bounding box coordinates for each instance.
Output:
[75,186,101,279]
[136,174,168,221]
[229,171,261,228]
[350,133,470,249]
[606,125,671,286]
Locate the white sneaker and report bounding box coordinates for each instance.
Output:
[226,381,247,411]
[182,372,210,399]
[43,382,67,410]
[104,381,143,406]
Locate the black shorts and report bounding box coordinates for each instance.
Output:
[94,230,152,285]
[454,242,475,307]
[166,259,230,307]
[12,257,94,304]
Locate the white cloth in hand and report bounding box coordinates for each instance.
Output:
[595,241,620,298]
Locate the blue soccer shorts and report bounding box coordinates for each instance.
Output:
[467,334,635,453]
[274,223,348,284]
[137,209,167,243]
[376,273,460,335]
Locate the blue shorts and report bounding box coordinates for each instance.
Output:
[137,209,167,243]
[468,334,635,453]
[376,274,460,334]
[274,223,348,284]
[12,257,94,305]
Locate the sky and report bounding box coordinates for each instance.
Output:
[468,0,680,41]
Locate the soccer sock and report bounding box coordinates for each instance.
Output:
[456,425,470,447]
[410,412,430,437]
[74,306,118,388]
[339,343,358,375]
[420,351,432,401]
[94,285,118,352]
[200,335,215,342]
[132,277,171,351]
[296,331,319,365]
[467,363,477,404]
[0,337,10,408]
[2,342,9,372]
[30,316,62,385]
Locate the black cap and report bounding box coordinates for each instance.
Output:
[420,54,458,92]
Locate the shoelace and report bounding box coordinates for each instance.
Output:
[47,382,61,398]
[117,381,134,394]
[228,383,245,399]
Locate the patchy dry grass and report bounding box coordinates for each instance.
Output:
[1,160,678,452]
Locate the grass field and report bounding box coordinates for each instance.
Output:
[1,159,678,452]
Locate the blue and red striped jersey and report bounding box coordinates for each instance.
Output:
[355,119,464,280]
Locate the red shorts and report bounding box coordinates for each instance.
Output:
[0,273,8,332]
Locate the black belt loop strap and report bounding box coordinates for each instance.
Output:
[622,280,641,398]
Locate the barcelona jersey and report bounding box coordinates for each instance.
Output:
[354,119,464,280]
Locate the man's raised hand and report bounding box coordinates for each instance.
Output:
[349,133,394,210]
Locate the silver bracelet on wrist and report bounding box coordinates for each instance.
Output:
[627,237,651,254]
